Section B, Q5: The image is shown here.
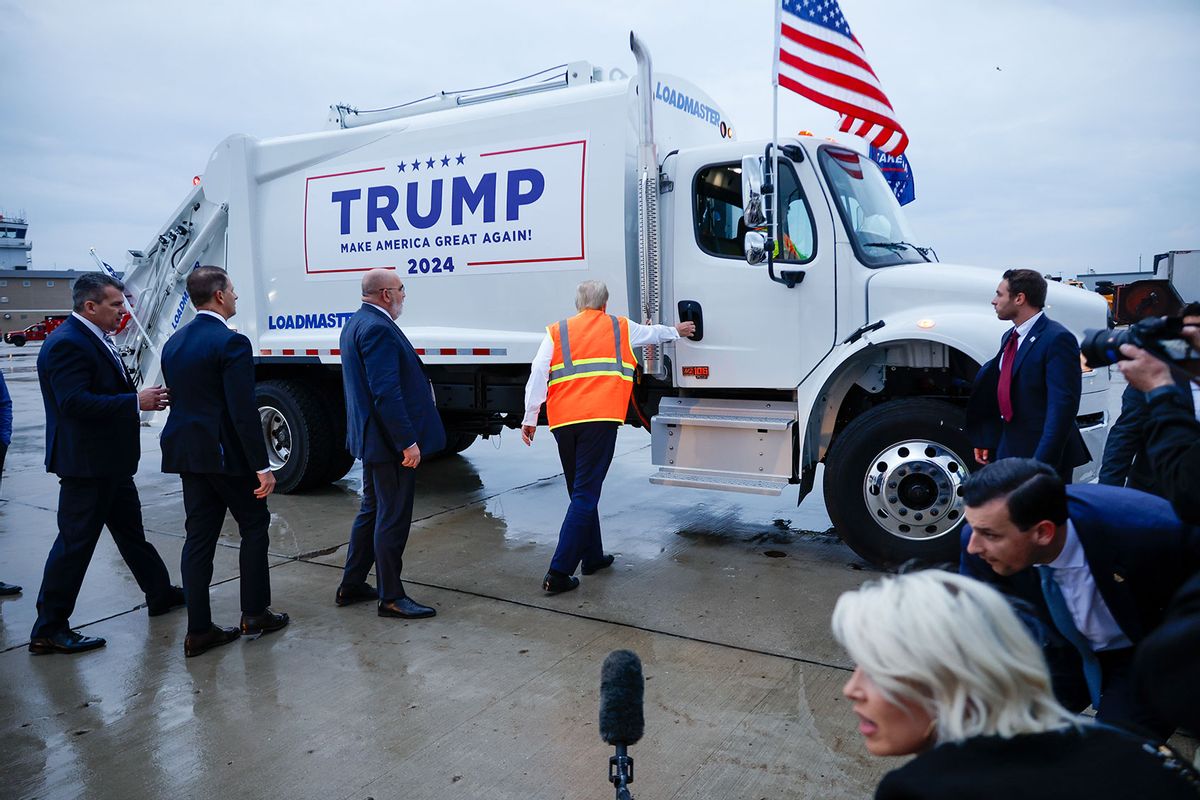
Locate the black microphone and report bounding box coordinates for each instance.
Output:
[599,650,644,800]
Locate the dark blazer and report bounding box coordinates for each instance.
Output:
[1099,379,1195,493]
[960,483,1200,700]
[875,725,1199,799]
[340,303,445,464]
[1135,571,1200,733]
[160,313,268,475]
[37,315,140,477]
[1144,384,1200,525]
[966,314,1090,474]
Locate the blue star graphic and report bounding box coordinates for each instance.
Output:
[456,153,466,165]
[411,159,420,171]
[426,157,435,169]
[440,155,450,167]
[397,162,407,172]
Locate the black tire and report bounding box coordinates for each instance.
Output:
[445,432,478,454]
[10,336,25,347]
[823,399,972,568]
[317,384,356,484]
[256,379,337,494]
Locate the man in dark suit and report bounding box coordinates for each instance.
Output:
[1098,375,1195,495]
[161,266,288,658]
[966,269,1089,481]
[959,458,1200,740]
[0,370,20,597]
[29,273,183,654]
[336,268,445,619]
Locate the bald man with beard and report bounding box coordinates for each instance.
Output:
[334,269,446,619]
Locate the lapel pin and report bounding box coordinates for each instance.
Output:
[1112,573,1125,583]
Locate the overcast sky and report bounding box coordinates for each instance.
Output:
[2,0,1197,276]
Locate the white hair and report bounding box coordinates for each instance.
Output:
[575,280,609,311]
[831,570,1079,744]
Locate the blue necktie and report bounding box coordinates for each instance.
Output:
[1037,565,1102,708]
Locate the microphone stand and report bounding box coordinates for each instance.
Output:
[608,744,634,800]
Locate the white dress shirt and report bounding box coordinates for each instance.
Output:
[1192,383,1200,422]
[998,310,1043,372]
[71,311,136,413]
[1040,521,1132,652]
[522,317,681,426]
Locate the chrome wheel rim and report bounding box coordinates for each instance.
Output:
[862,440,969,541]
[259,405,291,471]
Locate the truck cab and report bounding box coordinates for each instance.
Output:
[645,135,1110,565]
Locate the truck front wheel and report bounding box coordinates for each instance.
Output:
[10,335,25,347]
[256,379,337,493]
[823,399,972,568]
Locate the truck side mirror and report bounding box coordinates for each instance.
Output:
[741,156,767,229]
[744,230,768,265]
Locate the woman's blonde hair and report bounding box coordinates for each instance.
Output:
[831,570,1078,744]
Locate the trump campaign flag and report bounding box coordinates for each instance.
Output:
[776,0,909,155]
[869,145,915,205]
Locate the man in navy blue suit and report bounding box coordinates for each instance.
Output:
[29,273,183,655]
[966,269,1089,480]
[959,458,1200,740]
[161,266,288,658]
[335,269,445,619]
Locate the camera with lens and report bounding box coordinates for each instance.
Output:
[1081,314,1200,368]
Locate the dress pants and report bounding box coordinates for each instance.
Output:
[180,473,271,634]
[550,421,619,575]
[32,475,174,638]
[1095,647,1174,742]
[342,460,415,602]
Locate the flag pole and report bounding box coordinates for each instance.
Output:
[771,0,782,251]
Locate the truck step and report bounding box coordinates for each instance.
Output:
[650,398,797,494]
[649,468,790,496]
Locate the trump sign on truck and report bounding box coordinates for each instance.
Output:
[303,136,588,277]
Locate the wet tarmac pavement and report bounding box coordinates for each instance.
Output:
[0,343,1188,799]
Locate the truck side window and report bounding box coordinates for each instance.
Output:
[693,162,816,264]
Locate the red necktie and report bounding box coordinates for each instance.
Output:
[997,329,1018,422]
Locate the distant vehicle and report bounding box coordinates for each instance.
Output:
[5,315,67,347]
[1094,250,1198,325]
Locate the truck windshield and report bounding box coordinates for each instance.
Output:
[818,146,923,268]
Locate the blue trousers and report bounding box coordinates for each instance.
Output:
[342,460,415,602]
[32,476,174,638]
[180,472,272,634]
[550,422,618,575]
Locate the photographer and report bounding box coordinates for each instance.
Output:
[1113,307,1200,523]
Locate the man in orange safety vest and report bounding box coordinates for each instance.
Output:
[522,280,695,594]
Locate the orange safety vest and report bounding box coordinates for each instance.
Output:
[546,310,638,430]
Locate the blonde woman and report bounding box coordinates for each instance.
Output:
[832,571,1198,799]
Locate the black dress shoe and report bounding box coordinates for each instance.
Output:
[335,582,377,607]
[184,625,241,658]
[240,608,290,635]
[581,554,615,575]
[147,585,186,617]
[542,570,580,595]
[0,581,22,596]
[29,630,106,655]
[378,597,436,619]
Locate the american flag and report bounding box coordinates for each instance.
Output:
[778,0,908,155]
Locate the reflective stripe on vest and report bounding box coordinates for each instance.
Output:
[548,315,636,385]
[546,312,637,430]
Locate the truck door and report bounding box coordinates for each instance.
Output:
[669,150,836,389]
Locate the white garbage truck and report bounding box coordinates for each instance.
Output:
[113,35,1110,567]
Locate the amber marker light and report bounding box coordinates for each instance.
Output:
[797,129,814,136]
[917,319,936,329]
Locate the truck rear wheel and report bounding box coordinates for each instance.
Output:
[445,432,478,454]
[823,399,972,568]
[256,379,337,494]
